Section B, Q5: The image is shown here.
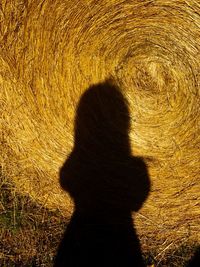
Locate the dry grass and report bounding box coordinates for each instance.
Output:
[0,173,68,266]
[1,0,200,257]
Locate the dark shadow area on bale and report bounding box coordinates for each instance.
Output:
[54,81,151,267]
[186,246,200,267]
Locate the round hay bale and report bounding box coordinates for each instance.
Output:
[1,0,200,254]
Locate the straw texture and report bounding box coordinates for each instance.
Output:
[1,0,200,253]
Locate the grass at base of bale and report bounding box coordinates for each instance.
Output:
[0,174,198,267]
[0,174,68,266]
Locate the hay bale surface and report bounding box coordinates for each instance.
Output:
[1,0,200,253]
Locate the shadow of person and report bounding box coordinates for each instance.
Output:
[186,246,200,267]
[54,80,151,267]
